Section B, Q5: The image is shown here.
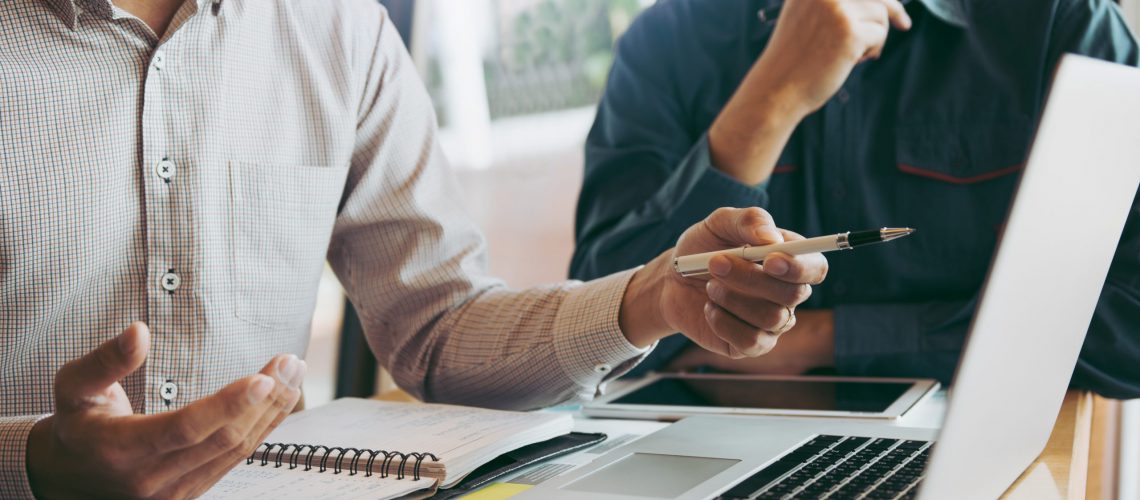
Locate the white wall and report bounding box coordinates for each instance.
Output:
[1124,0,1140,33]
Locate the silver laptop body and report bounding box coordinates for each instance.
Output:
[521,55,1140,500]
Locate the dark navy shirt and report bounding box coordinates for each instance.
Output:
[570,0,1140,398]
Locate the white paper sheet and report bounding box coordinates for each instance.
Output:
[203,464,430,499]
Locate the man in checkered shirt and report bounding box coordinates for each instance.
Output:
[0,0,836,497]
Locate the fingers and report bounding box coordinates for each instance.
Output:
[707,255,813,306]
[709,249,826,290]
[850,0,910,61]
[248,354,306,446]
[703,207,784,247]
[55,322,150,412]
[879,0,912,30]
[136,355,304,498]
[160,356,306,499]
[763,251,829,286]
[704,303,782,358]
[853,0,911,30]
[760,229,829,286]
[703,252,814,356]
[127,373,276,457]
[707,280,803,331]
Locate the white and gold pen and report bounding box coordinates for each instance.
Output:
[673,227,915,277]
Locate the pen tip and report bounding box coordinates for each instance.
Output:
[880,227,916,241]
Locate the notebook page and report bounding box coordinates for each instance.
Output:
[263,399,571,480]
[203,463,430,499]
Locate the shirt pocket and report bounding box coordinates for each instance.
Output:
[228,161,348,329]
[895,121,1029,184]
[891,121,1031,270]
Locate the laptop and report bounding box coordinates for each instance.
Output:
[520,54,1140,500]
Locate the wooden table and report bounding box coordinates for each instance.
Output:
[1001,390,1094,499]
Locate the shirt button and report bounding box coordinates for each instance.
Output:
[594,364,612,375]
[160,271,181,292]
[836,88,850,104]
[153,50,167,71]
[155,158,176,181]
[159,381,178,402]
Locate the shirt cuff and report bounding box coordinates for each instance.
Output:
[0,415,47,500]
[553,268,654,398]
[652,133,770,227]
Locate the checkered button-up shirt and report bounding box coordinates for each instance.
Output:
[0,0,651,496]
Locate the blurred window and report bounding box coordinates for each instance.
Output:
[422,0,648,127]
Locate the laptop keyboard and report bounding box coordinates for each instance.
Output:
[718,434,933,500]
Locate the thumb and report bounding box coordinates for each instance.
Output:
[55,322,150,411]
[705,207,784,247]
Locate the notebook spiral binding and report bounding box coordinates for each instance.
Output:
[247,442,440,480]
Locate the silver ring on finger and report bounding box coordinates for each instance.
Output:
[776,305,795,333]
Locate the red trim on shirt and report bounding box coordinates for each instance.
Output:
[897,163,1025,184]
[773,164,798,174]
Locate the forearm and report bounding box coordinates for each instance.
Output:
[708,64,811,186]
[389,271,652,410]
[573,135,771,281]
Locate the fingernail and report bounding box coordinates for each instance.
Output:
[757,228,784,244]
[709,256,731,277]
[277,355,300,385]
[289,360,307,388]
[248,375,274,404]
[118,329,137,355]
[706,280,722,302]
[765,258,789,276]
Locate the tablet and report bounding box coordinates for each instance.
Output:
[583,373,939,420]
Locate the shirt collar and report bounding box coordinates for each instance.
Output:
[42,0,222,30]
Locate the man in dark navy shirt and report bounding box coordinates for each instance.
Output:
[571,0,1140,398]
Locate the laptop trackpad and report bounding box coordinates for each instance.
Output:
[562,453,739,498]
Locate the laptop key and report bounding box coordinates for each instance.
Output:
[896,440,927,451]
[719,435,932,500]
[800,480,836,496]
[718,453,815,498]
[832,437,871,455]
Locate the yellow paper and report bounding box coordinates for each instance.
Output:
[460,482,534,500]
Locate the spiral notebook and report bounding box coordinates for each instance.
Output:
[204,398,574,499]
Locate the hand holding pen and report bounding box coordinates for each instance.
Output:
[674,228,915,277]
[622,208,831,358]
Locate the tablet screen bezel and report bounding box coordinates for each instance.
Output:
[584,373,939,420]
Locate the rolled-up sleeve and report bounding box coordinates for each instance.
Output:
[569,4,770,374]
[571,4,768,282]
